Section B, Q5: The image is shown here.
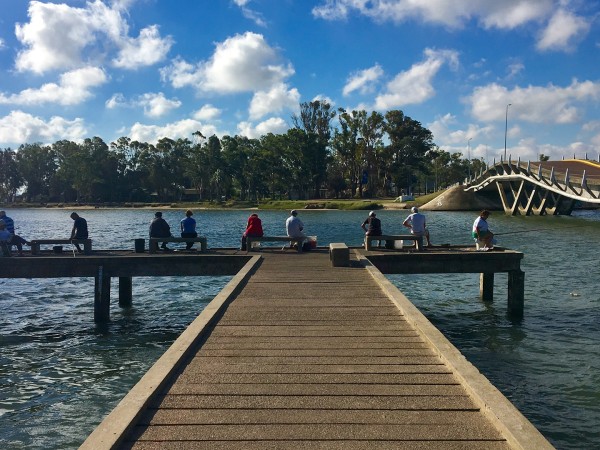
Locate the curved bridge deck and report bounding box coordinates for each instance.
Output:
[81,250,552,449]
[466,159,600,215]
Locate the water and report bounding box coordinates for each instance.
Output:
[1,208,599,449]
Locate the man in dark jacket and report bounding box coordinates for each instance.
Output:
[149,212,172,250]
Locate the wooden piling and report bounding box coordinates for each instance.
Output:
[119,277,132,308]
[507,270,525,317]
[94,266,111,323]
[480,272,494,302]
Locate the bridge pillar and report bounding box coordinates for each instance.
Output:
[94,266,111,323]
[119,276,133,308]
[507,270,525,318]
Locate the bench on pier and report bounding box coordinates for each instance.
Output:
[246,236,305,253]
[149,236,207,253]
[30,239,92,255]
[329,242,349,266]
[364,234,423,251]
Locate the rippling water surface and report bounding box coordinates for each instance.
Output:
[1,207,599,449]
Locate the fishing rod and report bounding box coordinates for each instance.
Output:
[494,228,548,236]
[494,225,581,236]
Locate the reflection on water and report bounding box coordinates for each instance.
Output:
[0,208,599,449]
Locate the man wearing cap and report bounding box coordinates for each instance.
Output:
[285,210,305,247]
[403,207,431,249]
[149,211,172,250]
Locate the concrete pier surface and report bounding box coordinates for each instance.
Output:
[81,249,552,450]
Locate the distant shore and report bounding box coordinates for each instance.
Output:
[0,198,422,212]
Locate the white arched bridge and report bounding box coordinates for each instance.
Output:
[464,158,600,215]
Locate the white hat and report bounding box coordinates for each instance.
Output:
[290,210,297,216]
[368,211,375,216]
[411,207,418,213]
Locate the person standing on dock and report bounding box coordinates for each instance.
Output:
[150,212,172,250]
[403,207,432,248]
[472,210,495,250]
[69,212,88,253]
[241,213,263,251]
[180,210,197,250]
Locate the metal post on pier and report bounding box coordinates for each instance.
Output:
[119,277,133,308]
[94,266,111,323]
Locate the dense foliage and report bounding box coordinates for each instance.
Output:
[0,102,480,203]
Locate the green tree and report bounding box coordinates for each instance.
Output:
[16,143,57,201]
[0,149,23,201]
[384,110,434,195]
[292,100,336,197]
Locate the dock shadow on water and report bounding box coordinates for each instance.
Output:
[0,275,231,449]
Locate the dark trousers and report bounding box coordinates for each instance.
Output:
[181,231,197,249]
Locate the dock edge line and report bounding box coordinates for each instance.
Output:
[355,250,555,450]
[79,255,262,450]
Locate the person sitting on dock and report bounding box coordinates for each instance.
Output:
[70,212,89,253]
[180,210,197,250]
[285,210,305,248]
[0,220,12,256]
[472,210,495,250]
[150,212,172,250]
[0,211,30,256]
[241,213,263,251]
[403,207,431,248]
[361,211,382,247]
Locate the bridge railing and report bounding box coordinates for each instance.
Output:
[464,157,600,204]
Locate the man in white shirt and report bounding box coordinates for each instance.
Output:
[403,207,431,249]
[285,210,305,238]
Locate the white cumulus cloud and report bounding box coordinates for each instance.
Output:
[129,119,221,144]
[0,67,107,106]
[374,48,458,110]
[161,32,294,94]
[343,64,384,97]
[104,92,181,118]
[138,92,181,118]
[467,80,600,124]
[237,117,289,138]
[112,25,174,69]
[313,0,555,29]
[193,104,222,121]
[536,9,590,52]
[313,1,591,52]
[249,84,300,120]
[0,110,87,145]
[14,0,172,74]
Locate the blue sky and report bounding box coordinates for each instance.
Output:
[0,0,599,163]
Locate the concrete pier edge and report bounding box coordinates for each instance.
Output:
[79,255,262,450]
[356,250,554,450]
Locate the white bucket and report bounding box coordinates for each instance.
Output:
[251,241,261,249]
[393,240,404,249]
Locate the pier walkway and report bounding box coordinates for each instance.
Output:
[82,250,552,449]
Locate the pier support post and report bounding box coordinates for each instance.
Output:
[118,277,132,308]
[507,270,525,317]
[94,266,111,323]
[479,273,494,302]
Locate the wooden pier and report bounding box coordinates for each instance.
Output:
[78,249,552,449]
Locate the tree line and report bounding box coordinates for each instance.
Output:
[0,101,483,203]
